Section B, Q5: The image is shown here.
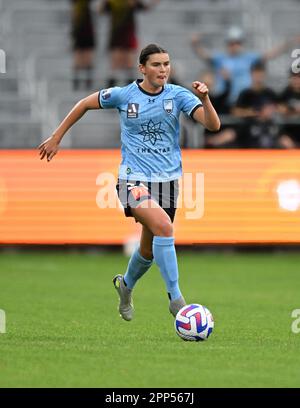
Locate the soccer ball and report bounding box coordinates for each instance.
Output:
[174,304,214,341]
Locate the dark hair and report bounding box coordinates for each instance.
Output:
[250,60,266,72]
[139,44,168,65]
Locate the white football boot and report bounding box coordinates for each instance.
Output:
[169,296,186,317]
[113,274,134,321]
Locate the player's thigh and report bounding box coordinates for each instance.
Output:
[131,200,173,237]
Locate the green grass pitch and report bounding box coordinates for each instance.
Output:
[0,250,299,388]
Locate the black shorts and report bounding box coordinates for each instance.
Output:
[116,179,179,223]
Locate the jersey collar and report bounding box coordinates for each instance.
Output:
[135,79,165,97]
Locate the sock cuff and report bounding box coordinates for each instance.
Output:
[136,249,153,265]
[153,236,174,246]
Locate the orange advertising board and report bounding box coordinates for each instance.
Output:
[0,150,300,244]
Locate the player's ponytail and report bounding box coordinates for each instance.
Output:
[139,44,168,65]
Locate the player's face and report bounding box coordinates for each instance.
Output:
[140,53,170,89]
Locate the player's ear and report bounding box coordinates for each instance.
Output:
[139,64,146,75]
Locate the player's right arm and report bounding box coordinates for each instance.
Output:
[38,92,100,162]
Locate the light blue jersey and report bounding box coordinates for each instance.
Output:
[99,80,202,182]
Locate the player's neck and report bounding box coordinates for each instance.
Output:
[139,80,163,95]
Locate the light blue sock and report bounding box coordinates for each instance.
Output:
[152,236,182,301]
[124,248,153,290]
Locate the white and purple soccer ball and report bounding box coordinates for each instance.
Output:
[174,304,214,341]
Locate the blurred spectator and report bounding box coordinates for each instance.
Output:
[191,27,300,107]
[99,0,159,88]
[238,101,282,148]
[233,60,277,118]
[71,0,96,90]
[199,70,231,114]
[194,70,238,148]
[203,124,238,149]
[277,70,300,148]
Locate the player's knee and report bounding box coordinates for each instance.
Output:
[155,218,173,237]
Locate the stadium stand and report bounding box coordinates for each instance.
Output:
[0,0,299,148]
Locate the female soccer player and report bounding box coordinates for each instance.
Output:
[38,44,220,321]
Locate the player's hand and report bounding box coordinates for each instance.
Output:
[192,81,209,100]
[38,136,60,162]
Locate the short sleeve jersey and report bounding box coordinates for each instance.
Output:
[99,80,202,182]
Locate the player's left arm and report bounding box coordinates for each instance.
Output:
[192,81,221,132]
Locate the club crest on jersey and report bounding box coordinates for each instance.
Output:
[127,103,139,118]
[163,99,173,114]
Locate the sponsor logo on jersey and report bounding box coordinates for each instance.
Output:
[163,99,173,114]
[139,120,166,145]
[102,88,112,100]
[127,103,139,118]
[128,184,150,201]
